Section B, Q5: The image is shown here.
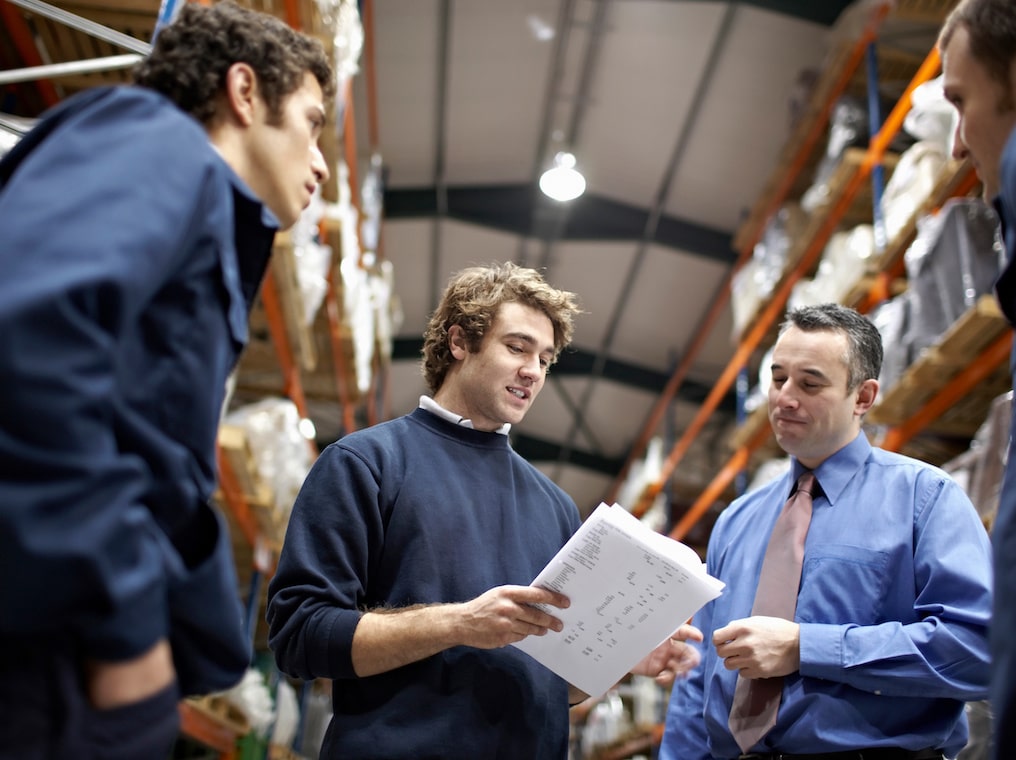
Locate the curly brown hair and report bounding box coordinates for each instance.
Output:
[133,1,335,127]
[421,262,582,394]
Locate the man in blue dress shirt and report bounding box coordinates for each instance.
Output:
[940,3,1016,758]
[0,3,333,757]
[660,304,992,760]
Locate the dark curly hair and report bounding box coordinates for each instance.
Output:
[133,1,335,127]
[421,262,582,394]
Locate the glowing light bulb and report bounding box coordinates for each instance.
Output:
[539,152,586,201]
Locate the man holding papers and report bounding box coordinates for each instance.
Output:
[268,262,701,759]
[660,304,992,760]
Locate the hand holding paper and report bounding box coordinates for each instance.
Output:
[630,623,704,688]
[511,502,724,697]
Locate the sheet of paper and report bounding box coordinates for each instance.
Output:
[512,502,724,697]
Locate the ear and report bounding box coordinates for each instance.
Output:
[854,378,879,416]
[448,325,469,360]
[223,62,259,127]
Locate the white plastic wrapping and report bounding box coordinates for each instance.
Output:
[221,668,276,737]
[222,398,315,527]
[880,141,948,244]
[271,678,300,748]
[904,199,1003,357]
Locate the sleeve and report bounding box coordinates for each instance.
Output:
[799,474,992,700]
[1001,128,1016,252]
[659,523,727,760]
[0,92,217,661]
[267,444,384,680]
[659,609,712,760]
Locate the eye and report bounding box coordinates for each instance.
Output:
[539,357,551,370]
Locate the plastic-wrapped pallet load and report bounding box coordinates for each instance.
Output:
[220,398,315,543]
[868,294,911,393]
[904,198,1003,358]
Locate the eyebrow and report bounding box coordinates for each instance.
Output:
[771,364,830,382]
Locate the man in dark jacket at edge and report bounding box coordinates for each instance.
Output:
[939,2,1016,758]
[0,3,334,757]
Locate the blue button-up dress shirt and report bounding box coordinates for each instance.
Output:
[661,432,992,760]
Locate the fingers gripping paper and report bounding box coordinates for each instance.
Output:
[512,502,724,697]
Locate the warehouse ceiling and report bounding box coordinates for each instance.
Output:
[0,0,949,532]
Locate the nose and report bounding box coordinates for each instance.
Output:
[519,354,543,380]
[951,119,969,161]
[771,382,798,409]
[311,144,330,184]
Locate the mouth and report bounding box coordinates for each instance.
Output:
[507,386,530,401]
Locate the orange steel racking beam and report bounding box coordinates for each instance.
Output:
[952,165,982,199]
[343,78,362,225]
[260,269,311,420]
[362,0,379,152]
[881,332,1012,452]
[606,280,733,506]
[670,419,773,540]
[281,0,301,30]
[321,0,382,432]
[607,5,889,510]
[635,27,944,522]
[738,2,890,267]
[178,701,238,759]
[216,445,259,548]
[325,270,357,432]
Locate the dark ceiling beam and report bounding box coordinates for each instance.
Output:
[512,432,625,476]
[742,0,854,26]
[391,337,736,409]
[384,184,737,265]
[681,0,854,26]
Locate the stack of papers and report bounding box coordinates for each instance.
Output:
[512,502,725,697]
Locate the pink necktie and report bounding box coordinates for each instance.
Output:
[728,471,816,753]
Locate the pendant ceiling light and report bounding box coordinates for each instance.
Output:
[539,151,586,202]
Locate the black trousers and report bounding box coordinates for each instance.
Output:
[0,635,180,760]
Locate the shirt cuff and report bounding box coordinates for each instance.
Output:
[797,621,846,680]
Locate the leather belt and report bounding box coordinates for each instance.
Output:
[737,749,943,760]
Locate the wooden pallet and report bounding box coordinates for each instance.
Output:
[184,694,251,738]
[269,745,308,760]
[217,424,274,508]
[269,237,319,373]
[868,296,1009,431]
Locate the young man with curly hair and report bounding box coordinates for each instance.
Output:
[268,262,702,758]
[0,3,334,757]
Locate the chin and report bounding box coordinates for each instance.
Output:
[276,213,299,230]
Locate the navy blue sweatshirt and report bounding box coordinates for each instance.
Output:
[268,408,582,758]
